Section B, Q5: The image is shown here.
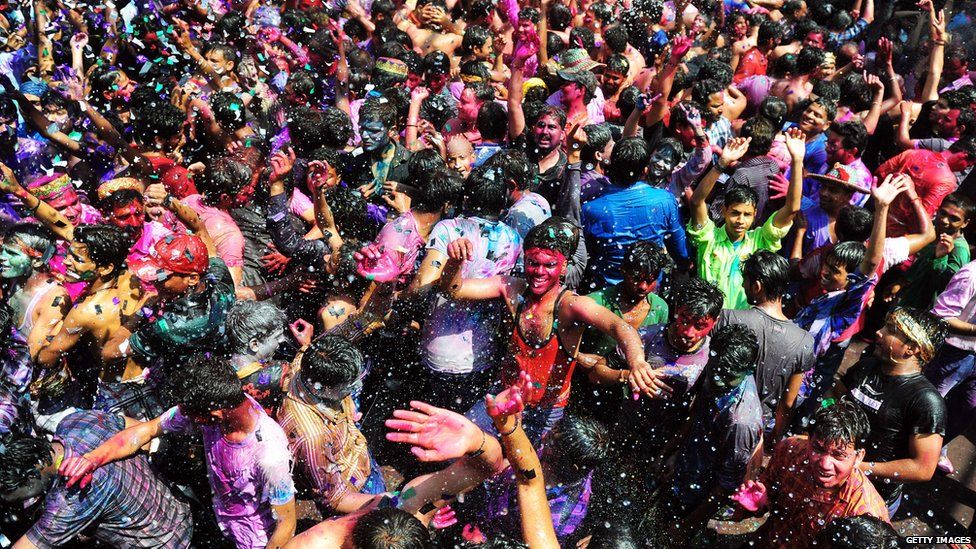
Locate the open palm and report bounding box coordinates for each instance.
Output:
[386,401,481,462]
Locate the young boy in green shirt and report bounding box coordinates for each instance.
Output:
[687,126,807,309]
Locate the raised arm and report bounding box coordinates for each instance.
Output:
[772,127,806,228]
[901,176,937,255]
[920,3,946,102]
[145,184,217,258]
[507,63,528,141]
[690,137,752,227]
[860,174,908,275]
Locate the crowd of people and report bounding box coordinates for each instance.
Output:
[0,0,975,545]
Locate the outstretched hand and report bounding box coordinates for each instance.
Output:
[485,370,531,421]
[269,147,297,182]
[783,126,807,160]
[718,136,752,168]
[871,173,911,207]
[386,401,486,462]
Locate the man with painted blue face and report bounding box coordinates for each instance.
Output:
[343,98,411,223]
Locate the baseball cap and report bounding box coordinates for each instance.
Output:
[558,69,598,96]
[134,234,209,282]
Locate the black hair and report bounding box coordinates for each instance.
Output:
[825,240,866,273]
[586,523,640,549]
[796,47,827,75]
[547,32,566,58]
[210,92,248,132]
[670,277,723,320]
[758,96,789,127]
[483,149,536,192]
[781,0,805,17]
[325,186,376,241]
[606,54,630,76]
[477,102,508,142]
[741,250,790,301]
[132,102,184,146]
[89,66,126,102]
[100,188,145,212]
[465,81,495,103]
[698,58,734,87]
[812,80,841,103]
[949,136,976,159]
[360,98,398,129]
[214,13,246,43]
[464,163,510,217]
[809,399,871,450]
[0,435,52,494]
[74,224,130,274]
[422,51,451,76]
[518,7,540,23]
[707,323,759,382]
[617,86,641,119]
[545,414,610,482]
[413,170,463,214]
[0,95,15,120]
[604,25,630,54]
[461,26,491,58]
[829,120,868,155]
[407,148,448,182]
[530,104,568,129]
[815,515,901,548]
[941,193,976,222]
[944,87,975,110]
[589,1,615,24]
[569,27,596,51]
[204,43,237,66]
[459,538,528,549]
[581,123,613,164]
[548,3,573,31]
[197,157,253,207]
[460,62,492,86]
[770,53,797,79]
[692,79,726,109]
[167,354,245,417]
[758,19,783,46]
[836,205,873,242]
[837,73,870,111]
[740,116,776,156]
[321,107,354,150]
[287,70,317,102]
[352,507,430,549]
[607,136,649,186]
[420,92,456,131]
[621,240,673,282]
[5,223,56,266]
[300,334,363,390]
[308,147,343,174]
[725,186,760,210]
[523,216,579,259]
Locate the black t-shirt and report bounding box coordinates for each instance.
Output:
[842,357,947,503]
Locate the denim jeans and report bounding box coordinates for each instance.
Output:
[466,386,566,445]
[924,344,976,440]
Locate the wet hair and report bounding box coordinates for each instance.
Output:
[461,25,491,57]
[89,66,127,103]
[518,7,540,24]
[812,79,841,103]
[740,116,776,156]
[225,300,286,356]
[407,148,448,182]
[100,189,145,213]
[286,107,328,156]
[809,399,871,451]
[606,54,630,76]
[308,147,343,175]
[422,51,451,76]
[604,25,630,54]
[288,70,317,102]
[167,354,245,416]
[351,507,430,549]
[483,149,536,192]
[888,307,948,365]
[670,277,723,320]
[569,26,596,51]
[741,250,790,301]
[204,42,237,66]
[815,515,901,548]
[829,120,867,155]
[545,414,610,481]
[617,86,641,119]
[692,79,726,109]
[707,323,759,382]
[941,193,976,222]
[825,240,866,273]
[325,186,376,241]
[530,104,568,129]
[460,62,492,85]
[796,47,827,75]
[472,102,505,143]
[300,334,363,390]
[464,163,509,216]
[836,206,873,242]
[210,92,248,132]
[838,74,870,111]
[0,435,52,494]
[758,19,783,46]
[770,53,797,79]
[758,96,789,127]
[413,170,462,214]
[420,92,456,131]
[132,102,184,146]
[197,157,253,207]
[581,122,613,164]
[74,224,130,274]
[548,3,573,31]
[360,98,398,129]
[5,223,56,268]
[586,523,640,548]
[698,58,734,88]
[725,186,760,210]
[607,136,650,186]
[459,538,528,549]
[318,107,354,149]
[523,216,579,259]
[949,135,976,159]
[589,1,614,24]
[621,240,673,282]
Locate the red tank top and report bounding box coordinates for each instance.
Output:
[504,290,578,409]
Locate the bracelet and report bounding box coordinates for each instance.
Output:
[466,430,487,458]
[162,193,174,208]
[498,417,520,437]
[406,124,418,127]
[713,162,728,172]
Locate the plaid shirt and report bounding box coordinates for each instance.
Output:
[758,437,890,547]
[828,18,869,48]
[27,411,192,548]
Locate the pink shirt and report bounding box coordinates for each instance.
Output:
[127,221,173,266]
[160,396,295,549]
[357,211,426,284]
[183,194,245,268]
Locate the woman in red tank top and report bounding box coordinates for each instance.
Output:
[441,217,671,441]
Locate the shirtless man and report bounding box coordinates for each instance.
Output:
[396,0,464,55]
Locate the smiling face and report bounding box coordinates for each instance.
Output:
[0,239,32,279]
[359,119,392,153]
[799,103,829,135]
[809,437,863,489]
[531,114,565,154]
[819,257,850,292]
[524,248,566,296]
[517,19,536,41]
[668,308,716,351]
[601,70,627,94]
[647,143,680,182]
[63,241,99,282]
[47,187,83,225]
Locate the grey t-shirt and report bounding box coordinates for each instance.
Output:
[717,307,816,431]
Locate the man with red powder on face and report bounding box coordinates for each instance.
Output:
[442,216,664,443]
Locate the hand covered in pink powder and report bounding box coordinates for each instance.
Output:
[732,480,768,512]
[485,370,531,420]
[355,243,400,283]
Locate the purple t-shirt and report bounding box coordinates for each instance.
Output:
[161,396,295,549]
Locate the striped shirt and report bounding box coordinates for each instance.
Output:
[277,355,373,511]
